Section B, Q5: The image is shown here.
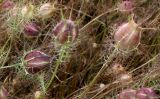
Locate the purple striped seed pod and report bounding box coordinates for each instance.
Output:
[119,0,134,13]
[118,89,136,99]
[136,88,157,99]
[24,51,50,74]
[24,22,40,37]
[114,19,141,50]
[0,87,8,99]
[52,20,78,43]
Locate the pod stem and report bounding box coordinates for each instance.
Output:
[46,43,70,91]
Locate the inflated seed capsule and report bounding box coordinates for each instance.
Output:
[114,18,141,50]
[24,51,50,74]
[24,22,40,37]
[52,19,78,43]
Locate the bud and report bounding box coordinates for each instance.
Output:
[136,88,157,99]
[114,18,141,50]
[118,0,134,13]
[39,3,55,18]
[112,63,125,75]
[118,89,136,99]
[1,0,15,10]
[24,22,40,37]
[0,87,8,99]
[21,4,34,18]
[24,51,50,74]
[52,19,78,43]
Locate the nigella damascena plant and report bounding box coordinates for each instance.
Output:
[118,0,134,13]
[52,19,79,43]
[136,88,157,99]
[24,22,40,37]
[24,51,50,74]
[114,17,141,50]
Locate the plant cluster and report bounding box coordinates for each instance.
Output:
[0,0,160,98]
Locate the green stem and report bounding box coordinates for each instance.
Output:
[46,44,69,90]
[0,63,21,70]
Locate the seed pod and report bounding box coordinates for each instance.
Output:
[24,22,40,37]
[0,87,8,99]
[39,3,55,18]
[21,4,34,18]
[24,51,50,74]
[114,18,141,50]
[52,19,78,43]
[118,0,134,13]
[118,89,136,99]
[136,88,157,99]
[1,0,15,10]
